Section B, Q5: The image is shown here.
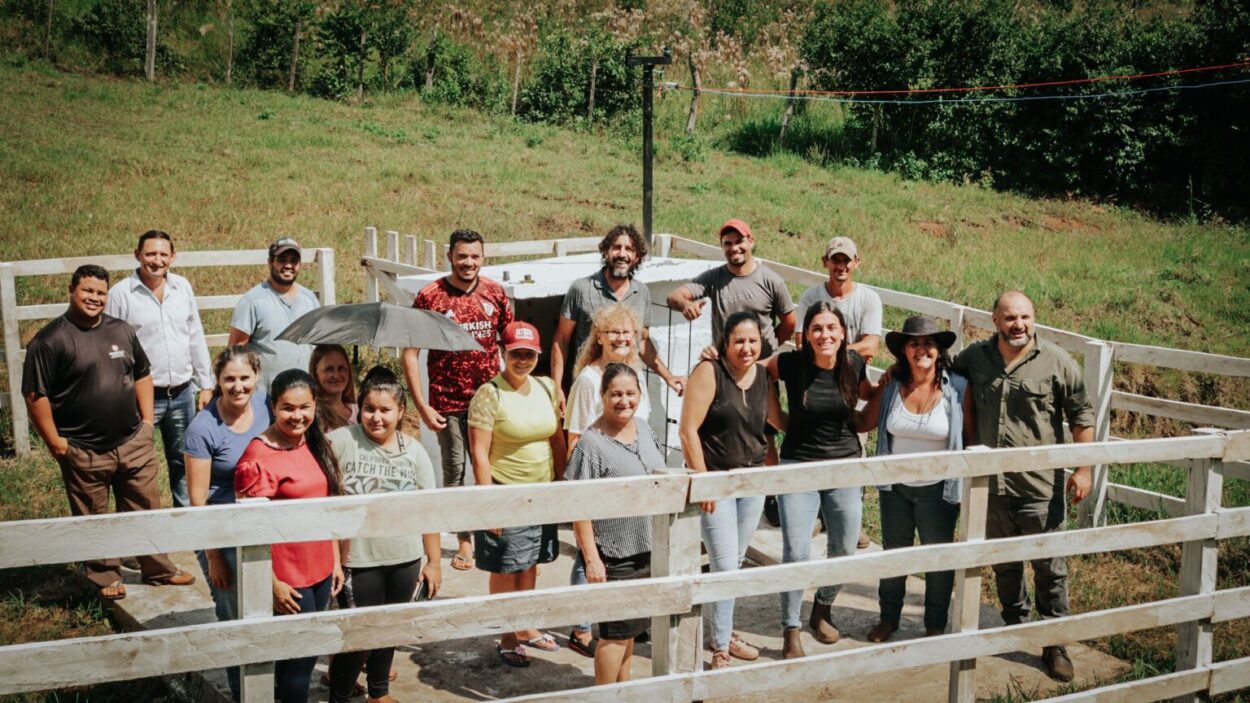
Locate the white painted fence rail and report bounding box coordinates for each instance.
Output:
[1,247,336,455]
[0,432,1248,703]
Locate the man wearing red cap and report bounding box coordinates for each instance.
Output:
[666,219,796,359]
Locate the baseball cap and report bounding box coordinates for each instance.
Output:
[718,218,753,240]
[823,236,858,260]
[501,321,542,353]
[269,237,302,259]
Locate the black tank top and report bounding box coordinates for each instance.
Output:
[697,360,768,471]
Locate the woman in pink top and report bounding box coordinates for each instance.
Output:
[235,368,345,702]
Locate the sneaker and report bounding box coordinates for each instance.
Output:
[763,496,780,527]
[1042,645,1074,682]
[857,529,870,549]
[710,649,732,669]
[728,633,759,661]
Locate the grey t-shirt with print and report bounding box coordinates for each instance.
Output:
[684,263,795,358]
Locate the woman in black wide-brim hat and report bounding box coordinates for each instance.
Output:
[859,315,975,644]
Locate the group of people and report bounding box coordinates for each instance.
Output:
[20,218,1097,701]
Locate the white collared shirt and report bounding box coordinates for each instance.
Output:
[106,271,214,389]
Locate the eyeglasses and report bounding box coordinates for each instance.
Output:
[603,330,635,338]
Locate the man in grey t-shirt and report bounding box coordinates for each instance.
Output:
[228,237,321,391]
[795,236,882,363]
[666,219,796,359]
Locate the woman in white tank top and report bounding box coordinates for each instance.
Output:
[859,316,974,644]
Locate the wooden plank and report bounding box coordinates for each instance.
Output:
[1209,655,1250,696]
[961,307,1096,354]
[0,577,693,694]
[361,255,436,278]
[948,306,966,355]
[949,472,989,703]
[485,240,557,257]
[1031,669,1209,703]
[237,529,274,703]
[687,436,1225,502]
[364,227,378,304]
[15,294,242,322]
[0,262,29,455]
[385,230,400,262]
[0,474,691,569]
[654,233,673,258]
[693,514,1215,605]
[316,248,335,306]
[525,592,1218,703]
[1225,430,1250,462]
[423,239,437,271]
[1105,482,1186,517]
[405,235,418,266]
[1174,445,1222,701]
[1114,341,1250,378]
[1080,341,1114,527]
[1111,391,1250,429]
[1217,505,1250,541]
[651,502,704,677]
[204,333,228,347]
[8,250,279,277]
[668,236,723,261]
[1212,583,1250,624]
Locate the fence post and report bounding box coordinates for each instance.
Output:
[1,263,30,456]
[948,449,990,703]
[364,227,379,304]
[385,230,400,263]
[554,240,569,258]
[423,239,437,271]
[237,499,275,702]
[405,235,418,266]
[654,233,672,259]
[651,498,703,677]
[1174,428,1224,702]
[1079,340,1114,527]
[948,305,966,355]
[316,248,336,307]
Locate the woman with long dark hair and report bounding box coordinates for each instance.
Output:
[860,315,972,643]
[763,301,873,659]
[327,366,442,703]
[234,368,345,702]
[679,311,784,669]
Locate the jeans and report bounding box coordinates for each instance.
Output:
[274,575,332,702]
[571,551,591,634]
[153,384,196,508]
[777,484,861,629]
[701,495,765,651]
[328,560,421,702]
[195,548,239,699]
[436,412,472,543]
[986,493,1069,624]
[878,483,959,631]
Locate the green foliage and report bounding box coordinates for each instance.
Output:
[237,0,315,89]
[799,0,1250,219]
[415,32,509,113]
[519,27,641,125]
[70,0,148,75]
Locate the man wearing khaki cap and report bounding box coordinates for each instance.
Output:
[228,237,321,390]
[796,236,882,363]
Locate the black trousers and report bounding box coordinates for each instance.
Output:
[328,559,422,702]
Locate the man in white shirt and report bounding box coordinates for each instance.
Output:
[106,230,214,508]
[795,236,882,363]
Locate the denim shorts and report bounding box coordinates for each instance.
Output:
[474,524,559,573]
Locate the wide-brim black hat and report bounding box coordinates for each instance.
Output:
[885,315,957,360]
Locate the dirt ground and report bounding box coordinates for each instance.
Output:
[114,521,1129,702]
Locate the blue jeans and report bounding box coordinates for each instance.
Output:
[878,483,959,631]
[777,484,862,629]
[571,552,591,634]
[153,384,195,507]
[195,547,239,699]
[701,495,765,651]
[275,575,332,702]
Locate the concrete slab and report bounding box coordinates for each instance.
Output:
[110,522,1129,702]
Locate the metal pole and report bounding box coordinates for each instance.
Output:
[628,48,671,239]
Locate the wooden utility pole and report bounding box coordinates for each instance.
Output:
[44,0,54,59]
[288,18,301,92]
[145,0,157,81]
[225,0,234,86]
[628,47,672,238]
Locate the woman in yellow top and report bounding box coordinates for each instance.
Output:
[468,321,567,668]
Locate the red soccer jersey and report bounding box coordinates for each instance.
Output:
[413,276,513,414]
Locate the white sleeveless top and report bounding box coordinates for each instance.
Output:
[886,392,950,487]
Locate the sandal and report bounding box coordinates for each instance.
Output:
[496,643,530,668]
[148,569,196,587]
[450,553,474,571]
[525,633,560,652]
[99,580,126,601]
[568,630,597,658]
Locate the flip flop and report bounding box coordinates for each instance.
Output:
[568,630,597,657]
[99,580,126,601]
[450,553,474,571]
[525,633,560,652]
[496,643,530,668]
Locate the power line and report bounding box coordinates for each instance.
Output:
[664,77,1250,106]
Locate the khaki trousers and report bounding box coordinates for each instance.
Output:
[57,423,178,587]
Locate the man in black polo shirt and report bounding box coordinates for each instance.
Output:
[23,264,195,601]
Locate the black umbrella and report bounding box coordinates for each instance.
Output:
[276,302,482,351]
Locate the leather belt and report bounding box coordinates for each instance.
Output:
[154,381,191,398]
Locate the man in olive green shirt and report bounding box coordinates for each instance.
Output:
[953,290,1094,683]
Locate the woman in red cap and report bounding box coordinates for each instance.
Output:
[467,321,567,668]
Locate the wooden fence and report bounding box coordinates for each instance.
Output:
[0,247,336,455]
[0,432,1247,702]
[359,227,1250,529]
